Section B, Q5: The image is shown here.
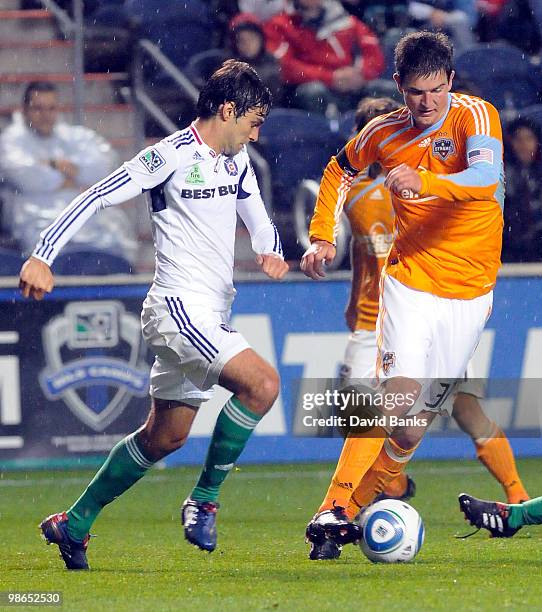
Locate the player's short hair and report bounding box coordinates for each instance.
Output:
[354,97,401,133]
[23,81,58,107]
[394,31,453,84]
[196,59,272,119]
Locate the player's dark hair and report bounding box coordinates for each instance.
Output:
[354,97,401,133]
[196,59,272,119]
[394,31,453,84]
[23,81,58,107]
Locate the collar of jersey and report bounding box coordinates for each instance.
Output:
[190,122,220,158]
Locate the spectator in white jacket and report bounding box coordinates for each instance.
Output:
[0,81,136,263]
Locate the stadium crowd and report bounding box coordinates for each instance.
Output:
[1,0,542,272]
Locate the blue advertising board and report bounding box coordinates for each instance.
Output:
[0,274,540,469]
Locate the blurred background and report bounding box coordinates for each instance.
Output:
[0,0,541,470]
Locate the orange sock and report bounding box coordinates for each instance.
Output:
[318,429,386,513]
[382,471,409,498]
[475,423,530,504]
[346,438,417,519]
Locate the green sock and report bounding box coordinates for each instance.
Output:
[508,496,542,529]
[191,397,262,503]
[66,431,154,541]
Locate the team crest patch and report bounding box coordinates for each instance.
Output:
[224,158,238,176]
[382,351,396,375]
[432,137,456,161]
[185,163,205,185]
[219,323,238,334]
[139,148,166,173]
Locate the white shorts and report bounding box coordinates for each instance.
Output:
[141,293,250,406]
[339,329,378,383]
[376,275,492,413]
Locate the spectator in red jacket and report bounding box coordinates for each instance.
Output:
[264,0,385,113]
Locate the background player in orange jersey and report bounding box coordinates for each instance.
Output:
[305,96,529,560]
[302,31,511,556]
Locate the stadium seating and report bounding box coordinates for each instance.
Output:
[186,49,229,90]
[519,104,542,130]
[258,108,343,211]
[126,0,215,68]
[53,250,132,275]
[455,43,541,110]
[0,247,24,276]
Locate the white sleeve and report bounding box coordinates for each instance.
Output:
[32,138,179,265]
[236,153,284,258]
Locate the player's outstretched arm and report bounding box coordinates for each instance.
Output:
[255,253,289,280]
[300,240,336,280]
[19,256,54,300]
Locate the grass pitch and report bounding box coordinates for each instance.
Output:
[3,458,542,611]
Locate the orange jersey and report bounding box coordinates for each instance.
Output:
[345,173,394,331]
[310,93,504,299]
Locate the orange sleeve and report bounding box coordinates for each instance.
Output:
[418,101,504,203]
[308,122,380,244]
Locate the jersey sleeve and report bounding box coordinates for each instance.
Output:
[236,151,283,258]
[418,101,503,203]
[308,119,381,244]
[123,138,179,189]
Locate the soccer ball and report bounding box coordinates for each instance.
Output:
[358,499,424,563]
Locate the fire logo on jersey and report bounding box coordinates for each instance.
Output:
[432,138,456,161]
[382,351,396,375]
[39,301,149,431]
[224,158,238,176]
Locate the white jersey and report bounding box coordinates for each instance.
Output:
[32,123,283,309]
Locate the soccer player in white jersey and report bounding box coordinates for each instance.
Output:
[19,60,288,570]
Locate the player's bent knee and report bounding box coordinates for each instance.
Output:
[244,369,280,415]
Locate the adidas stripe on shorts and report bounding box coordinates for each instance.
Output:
[141,292,250,406]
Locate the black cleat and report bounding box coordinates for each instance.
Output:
[308,539,342,560]
[458,493,520,538]
[40,512,90,570]
[306,505,361,550]
[374,475,417,503]
[182,498,219,552]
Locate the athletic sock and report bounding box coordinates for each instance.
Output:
[318,428,386,513]
[346,437,417,519]
[508,496,542,529]
[67,431,155,541]
[381,471,409,498]
[474,423,530,504]
[190,397,261,503]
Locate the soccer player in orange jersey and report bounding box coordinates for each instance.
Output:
[301,31,513,557]
[305,96,529,559]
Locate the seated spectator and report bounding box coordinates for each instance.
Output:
[264,0,385,114]
[0,82,136,265]
[230,13,284,104]
[407,0,476,53]
[502,118,542,262]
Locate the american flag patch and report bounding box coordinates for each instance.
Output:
[468,148,493,165]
